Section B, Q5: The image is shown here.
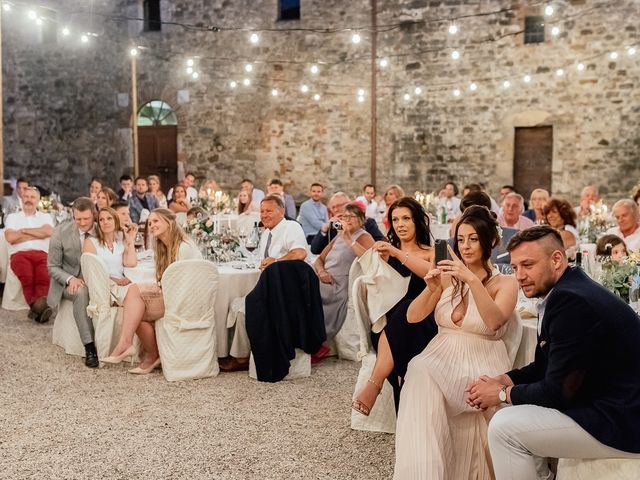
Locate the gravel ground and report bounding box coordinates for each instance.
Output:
[0,310,394,480]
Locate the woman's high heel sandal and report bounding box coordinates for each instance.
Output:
[128,357,161,375]
[101,345,136,365]
[351,378,383,416]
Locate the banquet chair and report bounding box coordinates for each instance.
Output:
[52,299,85,356]
[80,253,132,361]
[156,259,219,381]
[1,264,30,311]
[175,212,187,227]
[331,258,363,361]
[0,229,10,283]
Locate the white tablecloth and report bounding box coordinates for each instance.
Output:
[124,260,260,357]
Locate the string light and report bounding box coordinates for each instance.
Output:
[310,64,319,74]
[451,50,460,60]
[249,33,259,44]
[35,17,43,26]
[502,80,511,89]
[357,88,365,96]
[229,80,237,89]
[379,58,388,68]
[80,34,89,43]
[244,63,253,73]
[271,88,278,96]
[357,95,365,103]
[544,5,554,16]
[192,72,199,79]
[351,32,361,44]
[448,24,458,35]
[27,10,36,19]
[2,3,11,12]
[300,84,309,93]
[313,93,321,101]
[403,93,411,102]
[414,86,422,95]
[243,78,251,86]
[130,48,138,57]
[186,67,193,74]
[576,63,585,71]
[452,89,461,97]
[186,58,194,67]
[556,68,564,76]
[469,82,477,91]
[523,74,531,83]
[628,47,637,56]
[609,51,618,60]
[551,26,560,36]
[61,27,70,36]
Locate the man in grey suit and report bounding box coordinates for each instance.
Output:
[47,197,99,368]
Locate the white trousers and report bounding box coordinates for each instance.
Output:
[488,405,640,480]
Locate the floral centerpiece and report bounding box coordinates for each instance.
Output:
[414,191,439,220]
[577,200,615,243]
[38,193,70,225]
[198,189,231,214]
[599,256,639,303]
[184,213,241,262]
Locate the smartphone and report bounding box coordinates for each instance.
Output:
[434,239,449,264]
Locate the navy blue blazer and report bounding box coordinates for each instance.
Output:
[507,267,640,453]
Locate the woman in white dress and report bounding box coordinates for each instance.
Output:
[394,206,518,479]
[148,175,168,209]
[82,207,138,304]
[102,208,202,374]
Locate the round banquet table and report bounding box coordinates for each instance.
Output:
[124,259,260,357]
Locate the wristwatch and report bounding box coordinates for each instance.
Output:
[498,384,508,403]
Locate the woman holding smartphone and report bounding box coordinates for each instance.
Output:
[352,197,438,415]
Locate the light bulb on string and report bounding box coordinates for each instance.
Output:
[576,63,585,72]
[192,72,199,80]
[544,5,554,16]
[357,88,365,97]
[249,33,259,44]
[186,58,194,67]
[2,3,11,12]
[351,32,361,44]
[243,78,251,86]
[414,86,422,95]
[448,24,458,35]
[313,93,321,101]
[523,74,531,83]
[556,68,564,77]
[379,58,388,68]
[244,63,253,73]
[62,27,70,36]
[35,17,43,26]
[271,88,279,97]
[310,64,319,75]
[609,51,618,60]
[130,48,138,57]
[451,50,460,60]
[27,10,37,19]
[403,93,411,102]
[453,89,461,97]
[551,26,560,36]
[80,34,89,43]
[229,81,237,89]
[186,67,193,74]
[469,82,477,91]
[357,95,365,103]
[628,47,637,56]
[502,80,511,89]
[301,84,309,93]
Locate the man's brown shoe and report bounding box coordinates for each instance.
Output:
[219,356,249,372]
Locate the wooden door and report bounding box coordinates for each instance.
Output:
[513,126,553,200]
[138,125,178,190]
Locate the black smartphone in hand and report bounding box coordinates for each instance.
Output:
[434,239,449,264]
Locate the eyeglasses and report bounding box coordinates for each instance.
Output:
[341,214,358,220]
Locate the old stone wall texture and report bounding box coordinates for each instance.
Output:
[2,0,639,203]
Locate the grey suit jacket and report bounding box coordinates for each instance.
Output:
[47,221,84,306]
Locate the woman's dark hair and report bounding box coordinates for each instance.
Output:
[386,197,431,249]
[460,191,492,212]
[596,234,627,257]
[345,203,366,226]
[451,205,500,299]
[543,198,577,228]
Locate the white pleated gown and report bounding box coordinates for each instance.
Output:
[394,276,513,480]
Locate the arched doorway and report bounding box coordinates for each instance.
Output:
[137,100,178,191]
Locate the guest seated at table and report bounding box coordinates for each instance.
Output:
[116,174,133,202]
[267,178,297,220]
[310,192,385,255]
[112,201,132,229]
[596,234,628,262]
[102,209,202,373]
[2,177,29,213]
[82,207,138,304]
[240,178,265,205]
[523,188,549,224]
[607,199,640,253]
[498,193,535,231]
[448,190,494,238]
[393,205,518,479]
[467,226,640,479]
[200,179,220,195]
[634,187,640,206]
[5,187,54,323]
[129,176,159,224]
[96,187,118,210]
[168,184,191,214]
[381,185,405,231]
[574,184,599,219]
[352,197,438,414]
[186,206,207,222]
[220,194,308,372]
[147,175,168,209]
[237,189,259,215]
[355,183,378,219]
[313,202,374,362]
[544,198,578,251]
[435,182,460,224]
[89,177,103,205]
[299,183,329,244]
[167,172,198,204]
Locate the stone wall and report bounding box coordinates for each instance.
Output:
[2,0,639,203]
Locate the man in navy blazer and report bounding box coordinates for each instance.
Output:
[467,225,640,479]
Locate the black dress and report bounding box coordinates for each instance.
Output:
[372,256,438,411]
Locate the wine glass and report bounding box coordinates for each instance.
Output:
[244,229,260,268]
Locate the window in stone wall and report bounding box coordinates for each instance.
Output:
[137,100,177,126]
[279,0,301,21]
[143,0,162,31]
[524,16,545,44]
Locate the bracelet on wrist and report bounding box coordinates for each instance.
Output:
[401,252,410,266]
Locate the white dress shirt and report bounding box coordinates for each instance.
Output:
[167,186,198,204]
[356,195,379,219]
[4,211,53,256]
[258,219,307,260]
[607,225,640,253]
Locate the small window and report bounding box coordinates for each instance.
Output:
[137,100,177,126]
[144,0,162,32]
[279,0,300,21]
[524,16,545,44]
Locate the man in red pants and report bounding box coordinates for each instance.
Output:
[4,187,54,322]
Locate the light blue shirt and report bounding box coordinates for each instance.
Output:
[298,199,328,237]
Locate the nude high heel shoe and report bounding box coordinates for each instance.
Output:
[101,345,137,365]
[128,357,161,375]
[351,378,383,416]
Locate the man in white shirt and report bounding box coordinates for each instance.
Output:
[4,187,54,322]
[267,178,297,220]
[167,172,198,204]
[574,185,599,219]
[2,177,29,213]
[298,183,329,243]
[436,182,461,222]
[607,199,640,253]
[498,193,535,231]
[356,184,378,219]
[240,178,265,206]
[220,194,307,372]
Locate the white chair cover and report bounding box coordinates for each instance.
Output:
[227,296,251,358]
[501,310,523,368]
[156,259,219,381]
[52,299,85,356]
[333,258,363,361]
[2,263,29,311]
[80,253,129,360]
[248,350,311,380]
[175,212,187,226]
[557,458,640,479]
[0,230,9,283]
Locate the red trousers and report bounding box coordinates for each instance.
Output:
[10,250,50,306]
